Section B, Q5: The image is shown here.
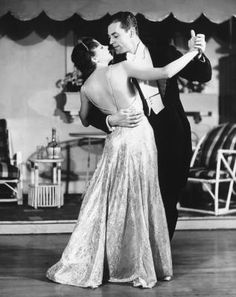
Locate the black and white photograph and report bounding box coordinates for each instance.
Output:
[0,0,236,296]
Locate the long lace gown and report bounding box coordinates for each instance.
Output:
[46,67,173,289]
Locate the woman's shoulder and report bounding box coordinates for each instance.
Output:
[83,66,110,90]
[83,68,100,88]
[109,61,130,72]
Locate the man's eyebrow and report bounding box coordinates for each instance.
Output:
[108,32,118,36]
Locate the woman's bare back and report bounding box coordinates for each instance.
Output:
[82,63,142,115]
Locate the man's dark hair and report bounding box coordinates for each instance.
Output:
[109,11,139,35]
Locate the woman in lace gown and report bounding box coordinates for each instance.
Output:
[46,38,199,288]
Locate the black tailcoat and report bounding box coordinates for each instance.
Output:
[86,44,212,239]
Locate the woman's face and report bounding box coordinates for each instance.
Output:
[93,41,113,64]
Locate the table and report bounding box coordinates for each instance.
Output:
[69,132,106,139]
[185,111,212,124]
[69,132,106,185]
[28,157,64,209]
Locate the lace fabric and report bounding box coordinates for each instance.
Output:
[46,116,172,288]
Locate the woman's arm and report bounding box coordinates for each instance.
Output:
[79,88,90,127]
[123,50,199,81]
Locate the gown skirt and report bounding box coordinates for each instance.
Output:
[46,116,173,288]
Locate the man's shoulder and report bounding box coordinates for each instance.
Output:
[146,43,181,65]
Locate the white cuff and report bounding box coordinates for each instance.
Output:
[197,53,206,62]
[106,115,115,132]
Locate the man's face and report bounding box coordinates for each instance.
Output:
[108,22,133,54]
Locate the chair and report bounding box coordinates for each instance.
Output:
[179,123,236,215]
[0,119,23,204]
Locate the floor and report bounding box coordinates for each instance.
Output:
[0,194,82,221]
[0,230,236,297]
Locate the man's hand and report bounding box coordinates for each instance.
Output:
[108,109,144,128]
[188,30,206,57]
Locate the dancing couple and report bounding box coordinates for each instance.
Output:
[47,11,211,288]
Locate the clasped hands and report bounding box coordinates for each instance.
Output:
[188,29,206,56]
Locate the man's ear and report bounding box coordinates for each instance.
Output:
[130,27,136,38]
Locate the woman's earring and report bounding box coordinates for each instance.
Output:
[91,57,98,64]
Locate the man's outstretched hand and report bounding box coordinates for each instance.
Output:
[108,108,144,128]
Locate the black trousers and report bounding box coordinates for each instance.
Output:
[149,107,192,240]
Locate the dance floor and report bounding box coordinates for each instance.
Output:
[0,230,236,297]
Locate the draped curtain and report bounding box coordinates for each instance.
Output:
[0,0,236,48]
[0,0,236,22]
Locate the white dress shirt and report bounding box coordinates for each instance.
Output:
[126,42,164,115]
[106,41,165,131]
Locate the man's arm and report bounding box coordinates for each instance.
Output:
[159,30,211,83]
[87,103,144,132]
[108,109,144,128]
[178,53,212,82]
[176,30,212,82]
[86,104,110,133]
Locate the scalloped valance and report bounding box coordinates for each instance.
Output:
[0,0,236,23]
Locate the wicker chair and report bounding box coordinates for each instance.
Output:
[179,123,236,215]
[0,119,23,204]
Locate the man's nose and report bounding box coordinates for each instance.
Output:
[109,37,114,44]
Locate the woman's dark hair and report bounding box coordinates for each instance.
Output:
[71,37,98,81]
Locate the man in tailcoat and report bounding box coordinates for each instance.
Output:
[85,12,212,240]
